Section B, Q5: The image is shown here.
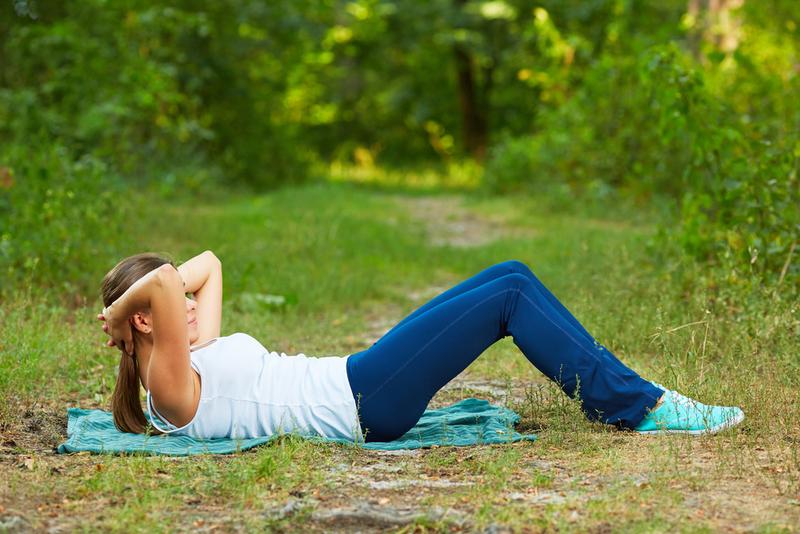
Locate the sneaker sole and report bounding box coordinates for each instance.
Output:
[636,410,745,435]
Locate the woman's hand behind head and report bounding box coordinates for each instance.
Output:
[99,309,134,356]
[98,313,116,348]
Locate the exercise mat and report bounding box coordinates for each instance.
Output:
[57,398,536,456]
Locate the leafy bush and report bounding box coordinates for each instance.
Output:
[0,141,136,301]
[482,42,798,289]
[482,134,540,194]
[1,6,215,175]
[640,45,799,288]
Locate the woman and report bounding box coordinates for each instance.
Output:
[99,252,744,442]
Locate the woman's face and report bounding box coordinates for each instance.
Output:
[186,296,199,345]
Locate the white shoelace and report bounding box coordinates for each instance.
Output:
[669,389,704,409]
[649,380,706,415]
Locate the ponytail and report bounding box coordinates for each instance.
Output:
[111,349,162,435]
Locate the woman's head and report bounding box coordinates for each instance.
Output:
[101,252,174,434]
[102,252,174,307]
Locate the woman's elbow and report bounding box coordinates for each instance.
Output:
[155,263,182,287]
[203,250,222,267]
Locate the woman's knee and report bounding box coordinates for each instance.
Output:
[500,259,535,278]
[497,272,532,291]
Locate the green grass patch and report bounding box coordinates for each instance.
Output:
[1,180,797,531]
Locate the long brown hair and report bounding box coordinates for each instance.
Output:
[101,252,174,434]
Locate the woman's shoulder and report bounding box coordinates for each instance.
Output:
[191,332,266,353]
[191,331,253,346]
[225,332,264,345]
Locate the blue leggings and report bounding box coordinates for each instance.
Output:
[345,260,664,442]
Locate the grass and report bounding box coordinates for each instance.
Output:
[1,178,798,532]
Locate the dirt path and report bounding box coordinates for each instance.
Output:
[392,194,535,248]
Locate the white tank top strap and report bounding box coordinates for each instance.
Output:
[146,389,192,434]
[145,359,202,434]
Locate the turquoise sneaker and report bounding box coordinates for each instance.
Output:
[635,382,745,435]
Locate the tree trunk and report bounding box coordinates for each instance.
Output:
[453,0,489,160]
[454,44,488,160]
[686,0,744,60]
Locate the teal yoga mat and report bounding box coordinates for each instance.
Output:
[57,398,536,456]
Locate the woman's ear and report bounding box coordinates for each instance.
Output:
[130,312,152,334]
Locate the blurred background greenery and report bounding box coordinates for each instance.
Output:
[1,0,797,301]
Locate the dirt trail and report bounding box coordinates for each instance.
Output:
[392,194,535,248]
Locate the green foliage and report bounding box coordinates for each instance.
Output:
[482,135,539,194]
[1,4,215,176]
[0,0,798,296]
[639,45,799,286]
[0,141,135,299]
[482,31,799,289]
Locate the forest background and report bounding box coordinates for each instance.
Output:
[1,0,797,301]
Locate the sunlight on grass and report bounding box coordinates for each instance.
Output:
[326,161,483,191]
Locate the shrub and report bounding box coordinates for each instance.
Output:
[482,135,540,195]
[0,141,137,301]
[640,45,799,288]
[482,42,799,289]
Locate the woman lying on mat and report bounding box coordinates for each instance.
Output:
[98,251,744,441]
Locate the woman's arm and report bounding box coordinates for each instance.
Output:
[177,250,222,344]
[102,264,197,423]
[144,265,196,414]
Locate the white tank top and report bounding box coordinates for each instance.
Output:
[145,332,363,442]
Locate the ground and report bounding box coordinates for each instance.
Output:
[1,182,798,532]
